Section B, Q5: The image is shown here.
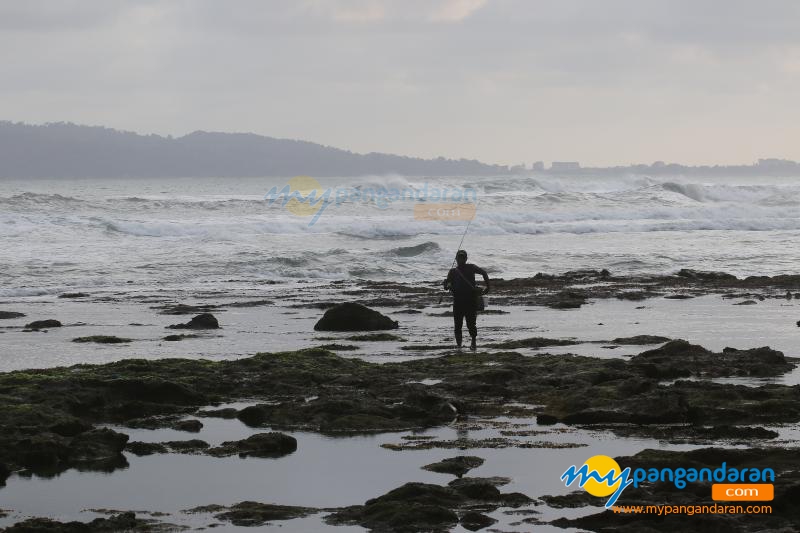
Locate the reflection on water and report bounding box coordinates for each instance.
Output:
[0,411,711,532]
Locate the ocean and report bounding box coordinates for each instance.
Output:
[2,174,800,298]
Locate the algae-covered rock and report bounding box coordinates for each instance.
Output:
[126,441,168,456]
[345,333,405,341]
[485,337,575,349]
[422,456,484,477]
[460,511,496,531]
[214,502,317,527]
[208,432,297,458]
[326,480,529,532]
[163,440,209,453]
[314,303,398,331]
[72,336,132,344]
[2,512,160,532]
[630,340,793,378]
[172,419,203,432]
[612,335,671,345]
[163,334,200,341]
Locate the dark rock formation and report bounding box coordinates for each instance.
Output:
[629,340,793,378]
[166,313,219,329]
[172,419,203,432]
[208,433,297,458]
[422,456,485,477]
[314,303,398,331]
[213,502,316,527]
[72,336,132,344]
[24,319,62,330]
[612,335,671,345]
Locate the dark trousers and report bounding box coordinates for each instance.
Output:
[453,302,477,345]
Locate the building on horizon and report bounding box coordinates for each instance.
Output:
[550,161,580,171]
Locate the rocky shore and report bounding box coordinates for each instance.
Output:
[1,269,799,531]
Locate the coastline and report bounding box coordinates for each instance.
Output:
[1,270,799,531]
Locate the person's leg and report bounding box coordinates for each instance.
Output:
[466,308,477,350]
[453,305,464,347]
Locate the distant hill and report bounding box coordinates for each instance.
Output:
[0,121,508,178]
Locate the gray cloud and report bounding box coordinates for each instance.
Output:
[1,0,799,165]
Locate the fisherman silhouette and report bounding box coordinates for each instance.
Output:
[444,250,490,351]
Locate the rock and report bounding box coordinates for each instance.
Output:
[126,441,168,456]
[24,319,62,330]
[677,268,737,281]
[163,440,210,453]
[734,300,758,305]
[486,337,575,349]
[317,343,360,351]
[197,407,238,419]
[18,436,67,469]
[345,333,405,341]
[67,428,129,465]
[422,456,484,477]
[2,512,154,532]
[612,335,671,345]
[172,419,203,432]
[460,511,497,531]
[108,378,205,405]
[15,428,129,473]
[313,302,398,331]
[208,432,297,458]
[325,480,528,532]
[0,311,25,319]
[166,313,219,329]
[449,479,501,500]
[326,483,461,532]
[630,340,793,379]
[536,414,559,425]
[58,292,89,298]
[236,405,271,426]
[448,476,511,489]
[545,290,587,309]
[0,462,10,486]
[154,303,221,315]
[616,291,660,301]
[214,502,316,527]
[163,334,199,341]
[50,419,92,437]
[72,336,132,344]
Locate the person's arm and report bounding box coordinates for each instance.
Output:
[443,269,453,291]
[474,265,490,294]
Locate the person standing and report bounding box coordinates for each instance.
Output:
[444,250,490,351]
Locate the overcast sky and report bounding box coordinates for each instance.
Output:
[1,0,799,166]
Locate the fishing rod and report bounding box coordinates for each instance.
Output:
[438,200,478,304]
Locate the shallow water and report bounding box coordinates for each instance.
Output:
[1,292,798,381]
[0,409,710,532]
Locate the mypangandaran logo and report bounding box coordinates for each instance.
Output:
[561,455,775,508]
[264,176,477,226]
